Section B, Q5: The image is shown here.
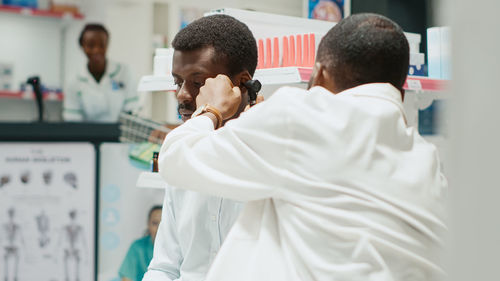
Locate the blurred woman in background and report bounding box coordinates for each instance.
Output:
[63,23,138,122]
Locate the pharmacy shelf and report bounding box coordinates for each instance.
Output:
[254,67,313,85]
[403,76,448,92]
[138,67,448,92]
[255,67,448,92]
[136,172,165,189]
[0,5,84,19]
[0,90,63,101]
[137,75,176,92]
[137,68,312,92]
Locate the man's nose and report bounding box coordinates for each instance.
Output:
[176,84,194,104]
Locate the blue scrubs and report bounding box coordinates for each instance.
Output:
[119,235,154,281]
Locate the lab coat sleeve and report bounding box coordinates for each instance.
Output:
[142,187,181,281]
[158,88,293,202]
[63,81,84,121]
[122,65,140,113]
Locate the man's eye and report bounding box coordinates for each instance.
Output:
[193,81,204,88]
[174,81,183,88]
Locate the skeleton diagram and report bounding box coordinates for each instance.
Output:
[1,208,25,281]
[63,173,77,190]
[59,210,88,281]
[42,170,53,186]
[0,174,10,188]
[35,210,50,248]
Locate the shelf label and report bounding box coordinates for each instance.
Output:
[20,8,33,16]
[407,79,422,90]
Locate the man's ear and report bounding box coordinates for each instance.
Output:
[311,62,337,93]
[236,70,252,87]
[310,63,329,87]
[231,70,252,96]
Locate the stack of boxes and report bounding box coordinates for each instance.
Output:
[406,32,426,77]
[427,27,451,79]
[418,27,451,135]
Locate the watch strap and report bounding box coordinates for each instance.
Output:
[193,104,223,129]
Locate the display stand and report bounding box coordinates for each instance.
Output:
[136,172,165,189]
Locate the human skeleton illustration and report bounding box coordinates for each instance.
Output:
[60,210,87,281]
[35,210,50,248]
[1,208,24,281]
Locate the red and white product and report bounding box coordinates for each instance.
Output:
[257,33,322,69]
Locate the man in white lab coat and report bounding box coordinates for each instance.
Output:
[142,15,258,281]
[158,13,447,281]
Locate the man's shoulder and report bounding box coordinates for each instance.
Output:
[269,86,309,101]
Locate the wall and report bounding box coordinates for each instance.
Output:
[447,0,500,280]
[0,14,62,89]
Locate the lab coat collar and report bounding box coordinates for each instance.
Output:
[78,60,117,85]
[311,83,407,125]
[338,83,403,103]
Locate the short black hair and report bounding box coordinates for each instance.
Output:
[317,13,409,91]
[148,205,162,220]
[79,23,109,46]
[172,15,258,76]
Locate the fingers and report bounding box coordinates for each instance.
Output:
[232,86,241,97]
[256,94,265,104]
[204,74,233,87]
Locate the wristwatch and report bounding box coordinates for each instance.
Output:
[192,104,223,129]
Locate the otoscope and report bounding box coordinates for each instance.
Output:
[27,76,43,122]
[243,79,262,106]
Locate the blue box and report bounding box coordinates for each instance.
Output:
[409,52,426,76]
[2,0,38,8]
[418,100,444,135]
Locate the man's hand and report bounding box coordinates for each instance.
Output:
[196,74,242,120]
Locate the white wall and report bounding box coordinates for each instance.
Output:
[447,0,500,280]
[106,1,153,80]
[0,14,62,89]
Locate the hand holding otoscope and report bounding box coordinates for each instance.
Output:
[194,75,263,127]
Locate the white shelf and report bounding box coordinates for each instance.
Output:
[137,75,176,92]
[136,172,165,189]
[255,67,448,92]
[254,67,312,85]
[137,67,448,92]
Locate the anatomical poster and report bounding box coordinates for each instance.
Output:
[0,143,95,281]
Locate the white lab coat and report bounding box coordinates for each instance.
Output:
[158,84,447,281]
[63,60,138,122]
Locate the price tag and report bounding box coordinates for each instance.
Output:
[407,79,423,91]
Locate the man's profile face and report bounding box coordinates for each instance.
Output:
[172,46,230,122]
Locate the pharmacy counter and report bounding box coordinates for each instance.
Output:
[0,122,120,142]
